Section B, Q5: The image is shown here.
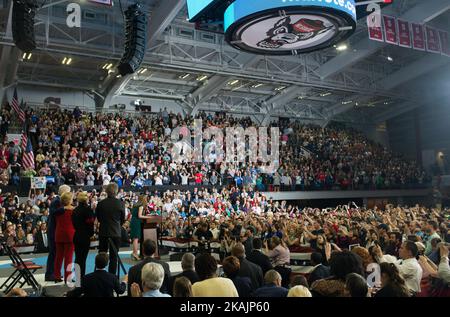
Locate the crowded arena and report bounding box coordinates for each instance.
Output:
[0,0,449,301]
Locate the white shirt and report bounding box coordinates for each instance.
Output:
[438,256,450,284]
[154,176,163,185]
[382,257,422,293]
[180,174,188,185]
[102,174,111,186]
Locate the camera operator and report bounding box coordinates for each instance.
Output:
[193,222,213,254]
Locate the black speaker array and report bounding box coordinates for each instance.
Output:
[12,0,38,52]
[118,3,148,76]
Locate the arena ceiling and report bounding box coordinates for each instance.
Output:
[0,0,450,126]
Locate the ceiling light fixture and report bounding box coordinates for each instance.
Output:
[228,79,239,86]
[179,73,190,79]
[197,75,208,81]
[252,83,263,88]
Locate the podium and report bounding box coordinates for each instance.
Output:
[141,216,162,258]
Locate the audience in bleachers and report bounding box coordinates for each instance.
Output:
[0,106,428,191]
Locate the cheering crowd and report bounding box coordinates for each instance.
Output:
[0,105,428,190]
[1,182,449,297]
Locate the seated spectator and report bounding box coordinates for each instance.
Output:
[192,253,238,297]
[128,239,171,295]
[246,238,273,275]
[308,252,331,285]
[66,253,127,297]
[169,253,199,295]
[345,273,368,297]
[173,276,193,297]
[231,243,263,291]
[374,262,410,297]
[252,270,288,298]
[287,285,312,297]
[290,275,309,289]
[130,262,171,297]
[311,250,364,297]
[222,256,253,297]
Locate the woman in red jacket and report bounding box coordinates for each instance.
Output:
[54,191,75,283]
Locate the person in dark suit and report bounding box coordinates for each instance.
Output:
[308,252,331,285]
[95,183,125,275]
[35,223,48,254]
[66,253,127,297]
[127,239,171,296]
[72,191,95,277]
[247,238,273,274]
[252,270,289,297]
[45,185,71,281]
[231,243,263,291]
[169,253,199,295]
[222,256,252,297]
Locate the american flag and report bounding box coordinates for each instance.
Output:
[11,88,25,123]
[21,132,35,170]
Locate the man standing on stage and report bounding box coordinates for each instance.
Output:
[96,183,125,275]
[45,184,71,282]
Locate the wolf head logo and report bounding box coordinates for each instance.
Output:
[257,16,333,49]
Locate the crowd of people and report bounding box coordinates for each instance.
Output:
[1,183,449,297]
[0,105,428,191]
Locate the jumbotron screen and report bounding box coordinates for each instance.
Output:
[187,0,217,21]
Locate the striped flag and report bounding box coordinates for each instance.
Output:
[11,88,25,123]
[21,133,35,170]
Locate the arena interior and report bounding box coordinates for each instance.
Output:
[0,0,449,300]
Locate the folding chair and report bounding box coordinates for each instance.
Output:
[0,242,42,294]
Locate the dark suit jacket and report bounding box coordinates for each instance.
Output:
[247,250,273,274]
[47,196,64,240]
[251,284,289,297]
[308,264,331,285]
[67,270,126,297]
[96,197,125,238]
[72,203,95,244]
[169,270,200,295]
[238,257,263,291]
[231,276,253,297]
[35,230,48,253]
[128,257,171,295]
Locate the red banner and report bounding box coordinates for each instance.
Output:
[397,19,411,48]
[438,30,450,56]
[368,15,384,42]
[426,26,441,53]
[412,23,425,51]
[383,16,398,45]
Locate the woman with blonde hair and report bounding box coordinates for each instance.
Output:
[130,194,148,260]
[54,191,75,283]
[72,191,95,277]
[287,285,312,297]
